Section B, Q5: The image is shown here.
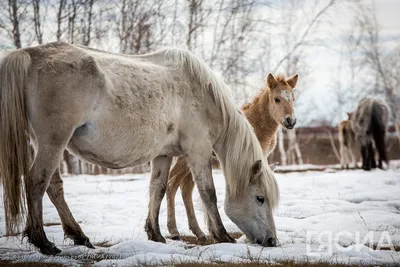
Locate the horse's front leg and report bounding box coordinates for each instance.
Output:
[145,155,173,243]
[186,156,235,244]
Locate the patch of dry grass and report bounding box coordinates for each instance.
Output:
[92,240,113,248]
[0,262,63,267]
[172,261,379,267]
[168,232,244,246]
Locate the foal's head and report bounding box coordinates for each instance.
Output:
[266,73,298,129]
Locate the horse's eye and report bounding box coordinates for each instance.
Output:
[274,97,280,103]
[256,196,264,204]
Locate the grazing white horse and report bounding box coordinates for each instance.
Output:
[0,42,279,255]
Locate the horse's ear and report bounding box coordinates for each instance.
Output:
[266,73,278,89]
[269,162,279,172]
[250,160,262,177]
[286,74,298,89]
[347,112,353,120]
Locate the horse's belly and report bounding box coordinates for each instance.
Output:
[67,122,158,169]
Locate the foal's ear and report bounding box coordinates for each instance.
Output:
[269,162,279,172]
[250,160,263,177]
[286,74,298,89]
[266,73,278,89]
[347,112,353,120]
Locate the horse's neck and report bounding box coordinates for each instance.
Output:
[243,90,280,151]
[213,116,262,194]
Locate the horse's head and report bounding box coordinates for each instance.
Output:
[266,73,298,129]
[224,160,279,247]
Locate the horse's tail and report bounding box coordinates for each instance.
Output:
[371,101,389,165]
[0,49,32,235]
[167,156,191,189]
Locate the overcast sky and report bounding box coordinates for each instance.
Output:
[284,0,400,126]
[0,0,398,126]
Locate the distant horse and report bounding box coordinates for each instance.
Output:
[166,74,298,243]
[351,98,389,170]
[0,42,279,255]
[338,112,357,169]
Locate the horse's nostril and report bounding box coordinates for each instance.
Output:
[286,117,291,124]
[266,237,276,247]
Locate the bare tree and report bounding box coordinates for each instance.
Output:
[82,0,94,46]
[118,0,169,54]
[349,1,400,146]
[56,0,67,41]
[32,0,46,44]
[186,0,210,53]
[268,0,337,165]
[0,0,30,48]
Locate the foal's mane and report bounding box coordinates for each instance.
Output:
[165,48,279,208]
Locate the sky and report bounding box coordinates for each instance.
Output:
[290,0,400,126]
[0,0,399,126]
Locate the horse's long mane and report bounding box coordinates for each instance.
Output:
[165,48,279,209]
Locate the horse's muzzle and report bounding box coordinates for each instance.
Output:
[284,116,297,129]
[256,237,277,247]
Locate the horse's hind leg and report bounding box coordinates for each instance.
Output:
[166,173,181,240]
[166,158,187,240]
[46,169,94,248]
[369,142,376,169]
[24,134,71,255]
[181,178,207,243]
[361,141,370,171]
[340,145,346,169]
[350,148,357,168]
[145,155,173,243]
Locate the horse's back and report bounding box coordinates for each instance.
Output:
[352,98,388,135]
[17,42,221,169]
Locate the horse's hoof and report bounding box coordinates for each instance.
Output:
[73,236,95,249]
[170,235,181,241]
[77,238,95,249]
[211,232,236,243]
[85,241,95,249]
[145,218,166,243]
[197,236,208,245]
[39,242,61,255]
[149,234,166,243]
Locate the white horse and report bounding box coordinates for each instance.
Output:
[0,42,279,255]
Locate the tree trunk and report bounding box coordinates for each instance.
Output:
[277,128,287,165]
[10,0,22,48]
[286,129,303,165]
[32,0,43,44]
[394,120,400,147]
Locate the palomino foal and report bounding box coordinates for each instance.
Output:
[338,113,357,169]
[166,74,298,243]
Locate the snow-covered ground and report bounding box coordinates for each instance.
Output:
[1,166,400,266]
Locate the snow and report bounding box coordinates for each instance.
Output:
[1,167,400,266]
